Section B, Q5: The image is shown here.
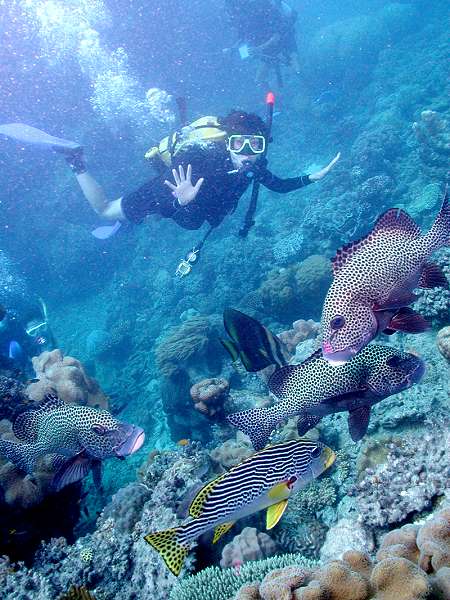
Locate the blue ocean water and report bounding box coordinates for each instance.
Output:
[0,0,449,597]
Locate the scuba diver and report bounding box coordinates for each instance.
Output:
[0,298,55,372]
[0,110,339,275]
[58,110,339,233]
[224,0,301,88]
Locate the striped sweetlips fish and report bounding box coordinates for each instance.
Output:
[0,394,145,491]
[321,188,449,365]
[227,345,425,450]
[144,438,335,576]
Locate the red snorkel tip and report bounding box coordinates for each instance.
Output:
[266,92,275,105]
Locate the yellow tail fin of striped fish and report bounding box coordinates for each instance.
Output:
[144,527,189,577]
[212,521,235,544]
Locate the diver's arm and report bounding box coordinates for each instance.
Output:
[251,33,281,55]
[261,153,341,192]
[75,172,125,221]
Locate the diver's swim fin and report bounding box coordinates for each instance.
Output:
[91,221,122,239]
[0,123,81,151]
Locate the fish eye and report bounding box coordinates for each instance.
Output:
[330,315,345,330]
[92,424,106,435]
[310,446,322,458]
[386,355,402,368]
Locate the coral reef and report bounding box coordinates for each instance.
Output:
[436,326,450,362]
[277,320,320,355]
[169,554,316,600]
[85,321,131,361]
[273,520,328,561]
[190,377,229,419]
[155,315,221,379]
[413,110,450,167]
[257,255,331,323]
[209,435,253,470]
[0,376,29,422]
[220,527,279,568]
[320,518,374,563]
[229,508,450,599]
[25,350,108,409]
[349,428,450,527]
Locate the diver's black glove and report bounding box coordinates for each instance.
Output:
[53,146,87,174]
[64,147,87,175]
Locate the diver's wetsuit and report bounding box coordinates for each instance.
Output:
[121,144,311,230]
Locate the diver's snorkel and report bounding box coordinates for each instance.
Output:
[239,92,275,237]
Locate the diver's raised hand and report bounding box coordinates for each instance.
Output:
[164,164,204,206]
[309,152,341,181]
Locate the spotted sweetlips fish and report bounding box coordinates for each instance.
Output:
[321,188,449,364]
[228,345,424,450]
[0,394,145,491]
[145,438,335,576]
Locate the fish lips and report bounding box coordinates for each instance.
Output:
[406,357,426,386]
[322,345,359,366]
[113,424,145,457]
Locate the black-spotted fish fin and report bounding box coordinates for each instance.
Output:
[373,291,419,311]
[348,407,371,442]
[388,307,431,333]
[212,521,235,544]
[300,348,324,365]
[12,410,41,442]
[418,261,449,289]
[189,473,226,518]
[268,350,322,399]
[144,526,190,576]
[266,499,288,529]
[52,453,92,492]
[91,459,103,491]
[220,338,240,363]
[297,414,322,437]
[332,208,421,276]
[12,393,64,442]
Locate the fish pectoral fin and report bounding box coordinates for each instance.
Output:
[267,481,291,501]
[52,453,92,492]
[212,521,235,544]
[419,261,449,290]
[91,459,103,491]
[297,415,322,437]
[388,307,431,334]
[266,499,288,530]
[373,292,418,311]
[348,407,371,442]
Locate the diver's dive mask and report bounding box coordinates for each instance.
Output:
[26,319,48,345]
[226,134,266,155]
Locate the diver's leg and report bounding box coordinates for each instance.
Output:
[75,172,124,221]
[64,148,124,220]
[256,61,271,92]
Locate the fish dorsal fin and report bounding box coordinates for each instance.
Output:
[300,348,323,365]
[189,473,226,518]
[12,393,64,441]
[266,499,288,529]
[269,349,322,398]
[212,521,235,544]
[332,208,421,276]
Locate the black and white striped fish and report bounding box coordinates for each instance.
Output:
[144,438,335,576]
[220,308,289,372]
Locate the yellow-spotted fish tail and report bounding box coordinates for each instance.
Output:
[144,527,190,576]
